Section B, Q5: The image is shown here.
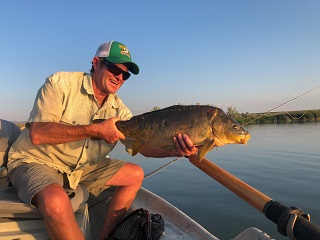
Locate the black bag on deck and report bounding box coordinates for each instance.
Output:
[108,208,164,240]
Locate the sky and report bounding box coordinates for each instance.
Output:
[1,1,319,121]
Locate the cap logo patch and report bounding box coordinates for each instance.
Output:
[119,44,131,58]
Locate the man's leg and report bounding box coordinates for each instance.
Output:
[96,162,144,240]
[32,184,84,240]
[9,163,84,240]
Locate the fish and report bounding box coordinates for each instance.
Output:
[116,105,250,160]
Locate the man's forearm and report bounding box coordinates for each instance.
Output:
[29,122,97,145]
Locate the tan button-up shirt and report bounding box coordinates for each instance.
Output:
[8,72,133,189]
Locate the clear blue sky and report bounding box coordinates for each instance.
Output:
[1,1,319,121]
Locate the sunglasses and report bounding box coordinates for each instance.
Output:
[101,59,131,80]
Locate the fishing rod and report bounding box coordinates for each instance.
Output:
[243,85,320,126]
[189,155,320,240]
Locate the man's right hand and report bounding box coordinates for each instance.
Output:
[93,117,125,143]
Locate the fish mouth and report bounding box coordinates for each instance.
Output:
[237,132,251,144]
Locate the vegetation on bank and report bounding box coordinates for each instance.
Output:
[226,107,320,125]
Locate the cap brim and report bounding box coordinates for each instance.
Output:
[106,57,139,75]
[124,62,139,75]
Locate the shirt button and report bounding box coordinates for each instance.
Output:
[72,121,76,124]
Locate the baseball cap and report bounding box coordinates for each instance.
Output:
[95,41,139,75]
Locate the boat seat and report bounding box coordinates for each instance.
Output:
[0,119,21,188]
[0,184,89,218]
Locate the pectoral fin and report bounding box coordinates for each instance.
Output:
[197,140,215,160]
[131,139,145,156]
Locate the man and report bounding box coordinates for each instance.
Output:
[7,41,198,240]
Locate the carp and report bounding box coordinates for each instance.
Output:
[116,105,250,160]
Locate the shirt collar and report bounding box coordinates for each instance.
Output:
[83,73,94,95]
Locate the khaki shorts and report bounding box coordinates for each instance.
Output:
[8,158,125,205]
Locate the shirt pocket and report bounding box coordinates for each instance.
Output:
[60,106,92,125]
[93,108,118,121]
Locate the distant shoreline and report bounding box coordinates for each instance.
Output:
[233,109,320,125]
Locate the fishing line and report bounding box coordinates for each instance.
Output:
[284,109,309,120]
[279,112,296,124]
[243,85,320,126]
[144,157,182,179]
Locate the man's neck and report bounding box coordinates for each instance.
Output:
[91,79,109,107]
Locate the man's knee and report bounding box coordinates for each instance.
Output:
[33,184,72,216]
[110,162,144,186]
[124,162,144,182]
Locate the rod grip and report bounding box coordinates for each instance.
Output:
[264,201,320,239]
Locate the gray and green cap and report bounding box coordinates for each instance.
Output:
[95,41,139,75]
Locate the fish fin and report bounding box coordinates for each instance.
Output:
[197,140,215,161]
[131,140,145,156]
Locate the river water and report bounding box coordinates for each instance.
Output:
[109,122,320,239]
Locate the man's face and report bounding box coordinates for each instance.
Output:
[92,57,128,95]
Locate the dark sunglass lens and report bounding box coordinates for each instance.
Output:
[122,72,131,80]
[108,65,123,76]
[105,61,131,80]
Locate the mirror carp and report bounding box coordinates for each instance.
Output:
[116,105,250,160]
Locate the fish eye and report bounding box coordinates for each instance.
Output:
[232,124,239,130]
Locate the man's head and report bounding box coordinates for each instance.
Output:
[94,41,139,75]
[91,41,139,96]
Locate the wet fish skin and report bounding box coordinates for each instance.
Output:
[116,105,250,160]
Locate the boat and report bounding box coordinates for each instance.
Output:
[0,173,273,240]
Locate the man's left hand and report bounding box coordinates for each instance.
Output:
[173,133,198,157]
